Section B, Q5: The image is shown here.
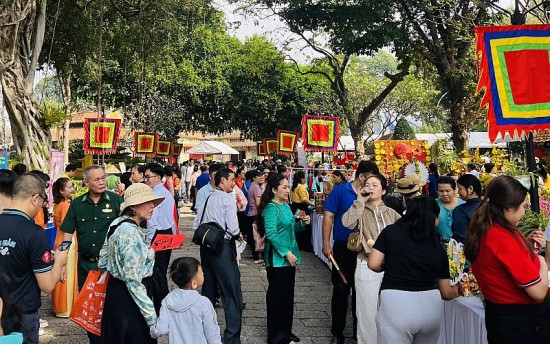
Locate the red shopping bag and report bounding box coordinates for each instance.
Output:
[69,270,109,336]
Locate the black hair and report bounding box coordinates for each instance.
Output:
[120,172,132,189]
[164,165,173,177]
[121,206,137,218]
[249,169,262,181]
[236,167,245,177]
[0,169,17,196]
[256,174,287,236]
[356,160,379,178]
[52,177,71,204]
[200,165,208,173]
[65,163,77,173]
[208,163,224,176]
[277,166,287,175]
[169,257,201,289]
[292,171,305,191]
[457,174,482,196]
[484,163,495,174]
[132,164,146,174]
[30,170,50,183]
[332,170,344,179]
[145,163,165,178]
[214,168,235,186]
[12,163,27,176]
[397,196,441,243]
[437,175,456,189]
[467,163,477,171]
[428,163,439,178]
[0,274,22,335]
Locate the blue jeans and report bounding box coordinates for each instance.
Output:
[21,312,39,344]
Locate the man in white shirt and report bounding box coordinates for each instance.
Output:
[192,163,224,230]
[466,163,480,178]
[197,168,243,344]
[145,163,176,314]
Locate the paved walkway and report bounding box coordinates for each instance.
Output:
[38,205,355,343]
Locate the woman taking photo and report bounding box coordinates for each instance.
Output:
[341,174,400,344]
[368,196,459,344]
[465,176,549,343]
[51,177,77,318]
[435,176,464,241]
[451,174,482,243]
[258,174,310,344]
[98,183,165,343]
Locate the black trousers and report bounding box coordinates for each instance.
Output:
[152,228,172,315]
[266,266,296,344]
[331,241,358,339]
[201,240,243,344]
[485,300,550,344]
[101,277,156,344]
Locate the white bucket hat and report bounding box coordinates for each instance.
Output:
[121,183,164,211]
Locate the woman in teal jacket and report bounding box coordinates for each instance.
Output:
[257,174,311,344]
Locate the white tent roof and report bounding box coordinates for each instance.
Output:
[185,140,239,155]
[338,136,355,151]
[415,132,510,149]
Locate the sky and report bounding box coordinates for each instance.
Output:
[214,0,519,61]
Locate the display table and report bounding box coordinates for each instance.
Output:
[437,297,487,344]
[311,213,332,268]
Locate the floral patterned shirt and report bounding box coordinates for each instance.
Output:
[98,216,157,325]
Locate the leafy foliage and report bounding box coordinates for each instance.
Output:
[393,117,415,140]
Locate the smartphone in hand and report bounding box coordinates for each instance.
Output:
[58,241,72,251]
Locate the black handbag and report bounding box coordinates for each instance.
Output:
[192,195,227,254]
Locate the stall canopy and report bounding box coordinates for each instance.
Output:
[185,140,239,155]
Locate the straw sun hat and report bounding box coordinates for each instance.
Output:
[121,183,164,211]
[394,178,420,195]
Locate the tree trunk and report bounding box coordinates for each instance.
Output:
[59,71,72,164]
[0,0,50,170]
[2,64,50,169]
[449,101,468,153]
[348,119,365,157]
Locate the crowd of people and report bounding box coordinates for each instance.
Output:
[0,156,548,344]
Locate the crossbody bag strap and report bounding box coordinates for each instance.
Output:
[107,218,137,240]
[199,195,213,225]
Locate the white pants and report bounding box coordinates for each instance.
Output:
[376,289,443,344]
[355,259,384,344]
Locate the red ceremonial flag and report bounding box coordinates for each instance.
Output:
[263,138,278,155]
[257,142,266,156]
[157,140,171,157]
[277,130,299,155]
[301,114,340,152]
[476,24,550,141]
[134,132,158,156]
[171,143,183,157]
[84,118,121,154]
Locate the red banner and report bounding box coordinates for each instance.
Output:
[277,130,299,155]
[134,132,158,156]
[84,119,121,154]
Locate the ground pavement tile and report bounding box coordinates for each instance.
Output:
[39,205,355,343]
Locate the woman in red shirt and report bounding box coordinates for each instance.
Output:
[465,176,549,343]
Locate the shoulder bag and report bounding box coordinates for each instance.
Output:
[192,195,227,254]
[347,215,363,252]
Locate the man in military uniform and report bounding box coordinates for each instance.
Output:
[60,165,122,343]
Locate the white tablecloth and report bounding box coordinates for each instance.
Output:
[438,297,487,344]
[311,213,332,268]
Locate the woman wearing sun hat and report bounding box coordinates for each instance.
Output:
[98,183,164,343]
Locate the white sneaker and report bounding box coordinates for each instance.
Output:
[39,318,48,328]
[39,328,45,336]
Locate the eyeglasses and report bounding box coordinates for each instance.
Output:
[36,193,48,206]
[144,174,160,181]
